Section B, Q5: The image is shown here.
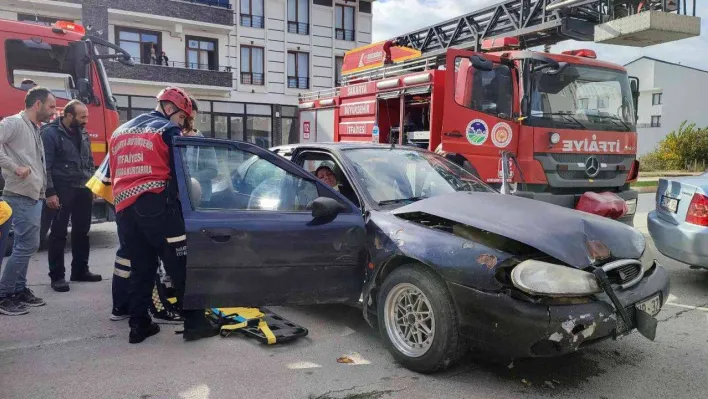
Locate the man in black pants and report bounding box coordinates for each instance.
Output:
[42,100,101,292]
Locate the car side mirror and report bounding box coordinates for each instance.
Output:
[307,197,346,219]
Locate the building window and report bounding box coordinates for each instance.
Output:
[335,5,355,41]
[279,106,298,146]
[579,98,589,109]
[335,56,344,86]
[651,115,661,127]
[288,0,310,35]
[652,92,663,105]
[288,52,309,89]
[193,0,232,8]
[186,36,218,71]
[17,14,57,26]
[116,27,161,65]
[240,0,265,29]
[598,97,609,109]
[241,46,265,85]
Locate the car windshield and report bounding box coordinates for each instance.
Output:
[527,64,635,132]
[342,148,494,207]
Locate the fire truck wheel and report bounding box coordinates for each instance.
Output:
[377,263,466,373]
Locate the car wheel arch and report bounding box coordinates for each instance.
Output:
[374,255,447,296]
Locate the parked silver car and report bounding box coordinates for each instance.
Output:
[648,173,708,269]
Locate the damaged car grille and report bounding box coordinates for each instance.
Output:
[615,305,636,335]
[606,263,642,286]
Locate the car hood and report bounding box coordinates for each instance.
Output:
[391,192,645,268]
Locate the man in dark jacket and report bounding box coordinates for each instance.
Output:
[41,100,101,292]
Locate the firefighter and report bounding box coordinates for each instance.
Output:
[108,87,217,343]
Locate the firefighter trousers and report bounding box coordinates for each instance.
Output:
[116,192,195,329]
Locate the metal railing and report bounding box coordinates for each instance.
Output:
[342,55,440,84]
[241,14,265,28]
[241,72,264,85]
[335,28,355,41]
[287,21,309,35]
[299,87,339,101]
[118,57,233,72]
[287,76,309,89]
[187,0,232,9]
[637,123,662,128]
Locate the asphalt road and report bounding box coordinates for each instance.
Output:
[1,194,707,399]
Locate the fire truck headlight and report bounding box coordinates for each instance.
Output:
[550,132,561,145]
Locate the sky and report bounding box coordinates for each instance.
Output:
[371,0,708,68]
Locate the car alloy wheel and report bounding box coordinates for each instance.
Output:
[384,282,436,358]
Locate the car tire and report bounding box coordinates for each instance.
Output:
[377,263,465,373]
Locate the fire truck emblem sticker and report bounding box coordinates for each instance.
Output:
[465,119,488,146]
[491,122,512,148]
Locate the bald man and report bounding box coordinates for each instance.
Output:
[41,100,101,292]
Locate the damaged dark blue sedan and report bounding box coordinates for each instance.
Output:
[172,138,670,374]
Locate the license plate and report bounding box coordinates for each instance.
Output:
[660,195,678,213]
[636,294,661,316]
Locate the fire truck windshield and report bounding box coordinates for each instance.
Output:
[527,64,636,132]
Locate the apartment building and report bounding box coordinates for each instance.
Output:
[0,0,374,147]
[625,57,708,156]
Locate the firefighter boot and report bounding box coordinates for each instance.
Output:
[129,322,160,344]
[182,310,219,341]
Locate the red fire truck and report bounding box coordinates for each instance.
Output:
[298,0,700,226]
[0,18,133,245]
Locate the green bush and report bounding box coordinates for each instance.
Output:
[639,121,708,172]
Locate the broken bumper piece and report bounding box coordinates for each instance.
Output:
[447,263,669,358]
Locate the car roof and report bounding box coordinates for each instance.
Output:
[270,142,427,154]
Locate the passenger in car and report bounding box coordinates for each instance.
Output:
[315,165,360,207]
[315,165,339,191]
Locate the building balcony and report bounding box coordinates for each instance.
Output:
[104,58,233,89]
[108,0,233,26]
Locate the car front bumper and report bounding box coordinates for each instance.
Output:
[448,263,670,359]
[648,210,708,268]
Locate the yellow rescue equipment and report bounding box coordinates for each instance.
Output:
[205,307,308,345]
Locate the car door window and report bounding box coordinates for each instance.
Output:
[180,144,318,211]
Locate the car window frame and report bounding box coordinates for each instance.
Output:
[173,137,357,215]
[295,149,364,209]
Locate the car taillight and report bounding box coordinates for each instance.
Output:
[685,193,708,226]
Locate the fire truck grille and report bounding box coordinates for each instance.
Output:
[549,154,630,164]
[558,170,618,180]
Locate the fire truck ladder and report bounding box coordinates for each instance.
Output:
[337,0,696,85]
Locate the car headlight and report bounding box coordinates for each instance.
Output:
[511,260,602,297]
[639,245,655,273]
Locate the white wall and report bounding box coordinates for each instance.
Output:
[627,58,708,156]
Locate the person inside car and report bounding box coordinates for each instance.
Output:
[315,165,359,207]
[315,165,339,191]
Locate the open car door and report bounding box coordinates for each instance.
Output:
[173,137,368,310]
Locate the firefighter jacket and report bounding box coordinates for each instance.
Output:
[108,111,182,212]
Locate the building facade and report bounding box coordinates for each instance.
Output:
[0,0,374,147]
[625,57,708,156]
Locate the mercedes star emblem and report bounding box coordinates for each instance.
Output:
[585,156,600,178]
